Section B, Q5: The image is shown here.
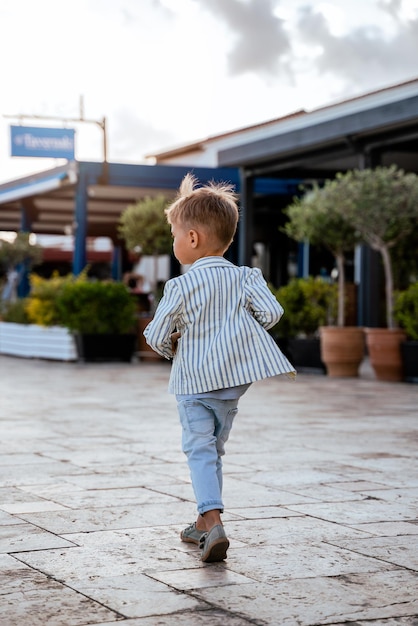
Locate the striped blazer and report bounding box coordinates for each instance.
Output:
[143,256,296,394]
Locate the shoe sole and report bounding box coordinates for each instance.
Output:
[201,537,230,563]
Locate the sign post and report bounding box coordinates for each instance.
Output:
[4,102,108,181]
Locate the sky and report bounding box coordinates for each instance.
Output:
[1,0,418,184]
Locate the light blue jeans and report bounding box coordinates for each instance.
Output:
[177,397,239,515]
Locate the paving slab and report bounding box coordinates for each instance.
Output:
[1,355,418,625]
[286,498,418,524]
[222,541,400,583]
[0,523,76,553]
[14,499,196,534]
[73,574,205,619]
[191,570,418,625]
[328,535,418,570]
[0,555,120,626]
[92,611,256,626]
[350,521,418,536]
[14,485,183,510]
[224,515,372,546]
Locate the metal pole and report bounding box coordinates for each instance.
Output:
[3,108,108,167]
[101,116,109,183]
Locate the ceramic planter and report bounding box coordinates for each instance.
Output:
[400,341,418,383]
[286,337,326,374]
[74,333,137,362]
[365,328,407,382]
[319,326,365,377]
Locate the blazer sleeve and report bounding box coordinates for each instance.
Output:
[244,268,284,330]
[143,280,183,359]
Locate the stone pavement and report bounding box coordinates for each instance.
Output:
[0,354,418,626]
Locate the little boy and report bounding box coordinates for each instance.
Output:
[144,173,295,562]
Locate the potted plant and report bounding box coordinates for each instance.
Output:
[118,195,172,359]
[56,280,138,362]
[283,183,364,377]
[270,276,337,373]
[118,195,172,295]
[394,282,418,383]
[332,165,418,381]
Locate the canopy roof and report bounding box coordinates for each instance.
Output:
[0,162,240,239]
[218,82,418,179]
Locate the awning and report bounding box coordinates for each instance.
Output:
[0,161,240,239]
[0,162,77,204]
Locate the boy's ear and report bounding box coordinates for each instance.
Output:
[189,229,199,248]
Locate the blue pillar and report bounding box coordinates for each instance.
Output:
[357,151,381,327]
[111,245,122,281]
[73,168,88,275]
[17,203,32,297]
[297,241,310,278]
[20,203,32,232]
[238,169,253,266]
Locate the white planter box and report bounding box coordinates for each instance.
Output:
[0,322,77,361]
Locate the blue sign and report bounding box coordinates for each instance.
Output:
[10,125,75,159]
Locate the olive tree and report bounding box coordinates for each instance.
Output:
[118,195,172,292]
[0,232,42,272]
[330,165,418,328]
[283,183,359,326]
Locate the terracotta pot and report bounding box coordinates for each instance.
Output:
[319,326,365,377]
[364,328,407,382]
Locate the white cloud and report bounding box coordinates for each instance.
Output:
[0,0,417,183]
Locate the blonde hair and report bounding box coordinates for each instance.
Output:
[165,173,239,249]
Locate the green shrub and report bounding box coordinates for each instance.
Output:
[26,272,83,327]
[394,282,418,340]
[0,298,31,324]
[118,196,172,255]
[56,280,137,334]
[270,277,337,338]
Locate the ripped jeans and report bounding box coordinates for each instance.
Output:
[177,397,239,515]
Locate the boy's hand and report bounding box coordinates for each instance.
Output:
[171,331,181,353]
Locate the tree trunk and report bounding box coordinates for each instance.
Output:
[153,253,158,294]
[336,253,345,327]
[380,245,394,329]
